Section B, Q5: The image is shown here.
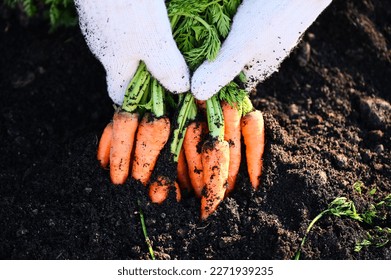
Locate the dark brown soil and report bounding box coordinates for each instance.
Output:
[0,0,390,260]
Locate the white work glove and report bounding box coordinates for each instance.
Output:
[75,0,190,105]
[191,0,332,100]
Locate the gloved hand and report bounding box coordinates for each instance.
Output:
[75,0,190,105]
[191,0,332,100]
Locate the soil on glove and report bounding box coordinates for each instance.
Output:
[1,0,390,260]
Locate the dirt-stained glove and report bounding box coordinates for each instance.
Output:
[191,0,332,100]
[75,0,190,105]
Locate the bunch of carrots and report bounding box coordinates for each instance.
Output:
[96,0,265,219]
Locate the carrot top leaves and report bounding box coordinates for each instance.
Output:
[168,0,242,70]
[206,95,225,141]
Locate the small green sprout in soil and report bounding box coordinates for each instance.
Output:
[353,181,364,195]
[295,181,391,259]
[353,180,377,196]
[294,196,362,260]
[138,201,155,260]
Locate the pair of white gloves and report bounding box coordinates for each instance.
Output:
[75,0,332,105]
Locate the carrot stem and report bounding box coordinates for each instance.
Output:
[151,78,166,118]
[171,93,197,162]
[206,95,224,140]
[122,62,151,113]
[241,95,254,117]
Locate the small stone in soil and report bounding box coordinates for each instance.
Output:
[146,218,156,227]
[288,104,300,117]
[374,144,384,154]
[373,163,383,171]
[314,171,328,186]
[16,226,28,237]
[84,187,92,193]
[131,246,141,255]
[359,97,391,129]
[367,130,384,142]
[334,154,349,169]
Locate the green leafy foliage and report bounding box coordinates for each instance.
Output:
[353,180,364,195]
[4,0,77,29]
[295,187,391,259]
[168,0,241,70]
[355,227,391,252]
[218,81,247,108]
[355,194,391,252]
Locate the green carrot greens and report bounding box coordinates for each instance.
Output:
[167,0,247,160]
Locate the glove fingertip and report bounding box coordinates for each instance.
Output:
[191,75,219,101]
[145,56,190,94]
[161,66,190,94]
[105,60,139,106]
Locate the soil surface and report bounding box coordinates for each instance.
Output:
[1,0,390,260]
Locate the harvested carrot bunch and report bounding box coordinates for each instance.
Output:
[96,0,266,219]
[97,62,172,186]
[171,84,265,219]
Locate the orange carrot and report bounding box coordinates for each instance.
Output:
[177,148,192,191]
[131,114,170,185]
[110,111,139,184]
[221,101,241,195]
[149,176,181,204]
[200,139,230,220]
[241,110,265,190]
[183,121,206,197]
[97,122,113,168]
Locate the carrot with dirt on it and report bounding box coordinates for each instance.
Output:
[241,96,265,190]
[149,176,181,204]
[131,78,171,186]
[201,138,230,220]
[97,122,113,168]
[221,101,241,195]
[132,115,170,185]
[200,96,230,220]
[110,110,139,185]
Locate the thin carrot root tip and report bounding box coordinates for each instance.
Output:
[149,176,181,204]
[132,115,170,185]
[97,122,113,168]
[200,140,230,220]
[177,149,192,191]
[241,110,265,190]
[110,111,139,185]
